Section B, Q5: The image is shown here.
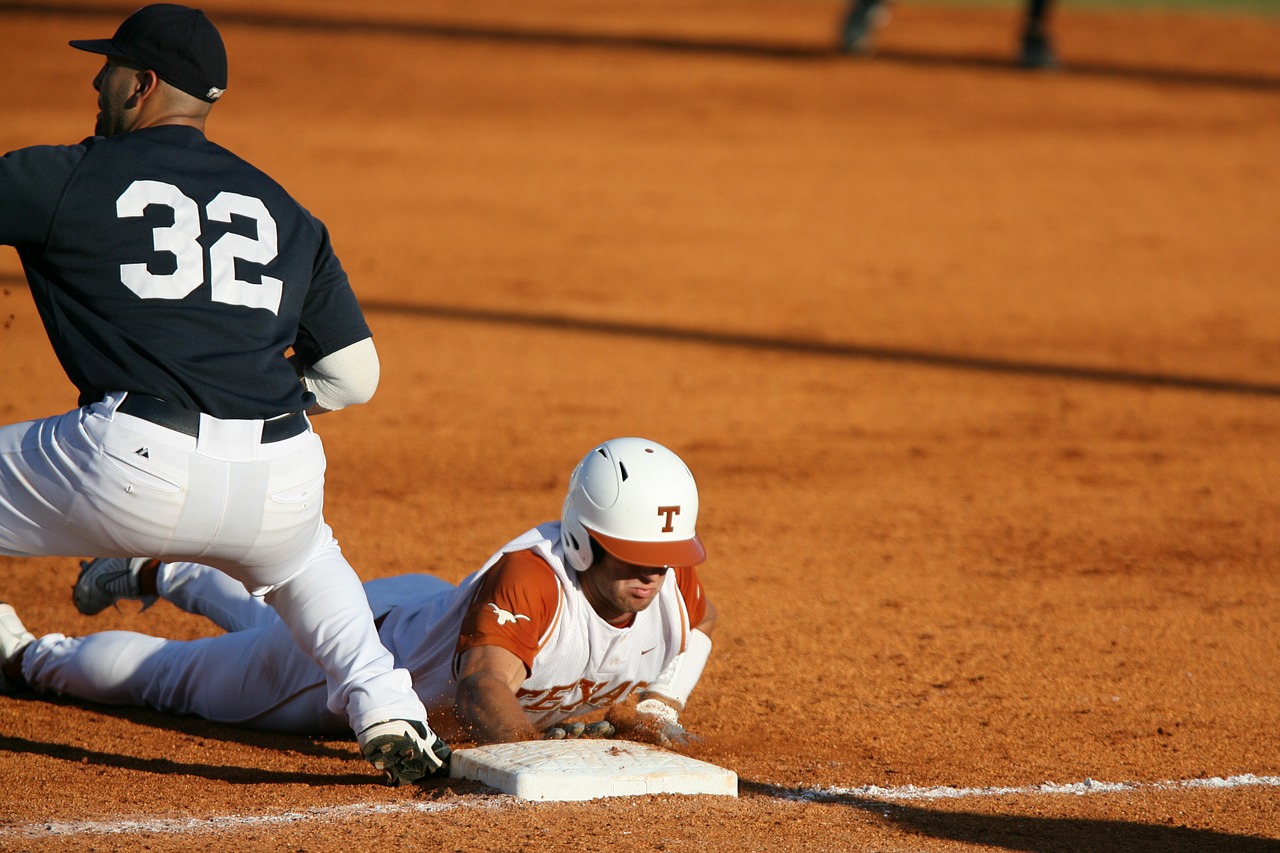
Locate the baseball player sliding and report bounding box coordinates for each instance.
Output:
[0,438,717,752]
[0,5,446,783]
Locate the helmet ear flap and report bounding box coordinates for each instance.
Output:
[560,516,594,572]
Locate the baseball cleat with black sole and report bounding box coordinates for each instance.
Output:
[358,719,452,786]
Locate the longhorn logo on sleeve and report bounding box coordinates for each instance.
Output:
[488,602,531,625]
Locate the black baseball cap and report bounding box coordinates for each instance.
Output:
[70,4,227,103]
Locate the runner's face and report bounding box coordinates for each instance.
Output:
[581,554,669,627]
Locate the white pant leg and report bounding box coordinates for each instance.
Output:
[22,625,344,734]
[158,561,277,632]
[0,410,116,557]
[0,396,428,736]
[156,552,426,733]
[264,532,425,733]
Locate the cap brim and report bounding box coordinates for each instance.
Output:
[591,530,707,568]
[69,38,124,57]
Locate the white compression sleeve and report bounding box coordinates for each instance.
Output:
[302,337,380,411]
[642,628,712,711]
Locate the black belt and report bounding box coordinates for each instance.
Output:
[116,394,308,443]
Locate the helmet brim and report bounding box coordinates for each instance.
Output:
[591,529,707,568]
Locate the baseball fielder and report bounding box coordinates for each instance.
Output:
[0,438,716,747]
[841,0,1058,69]
[0,4,446,783]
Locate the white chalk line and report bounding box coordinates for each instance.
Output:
[3,772,1277,839]
[1,800,473,839]
[774,772,1280,803]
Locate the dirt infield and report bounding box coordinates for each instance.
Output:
[2,1,1279,850]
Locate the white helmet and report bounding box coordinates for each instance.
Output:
[560,437,706,572]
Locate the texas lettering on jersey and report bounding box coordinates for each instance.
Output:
[517,678,650,714]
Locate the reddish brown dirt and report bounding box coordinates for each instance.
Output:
[2,2,1279,850]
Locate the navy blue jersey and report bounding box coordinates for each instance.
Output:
[0,125,370,419]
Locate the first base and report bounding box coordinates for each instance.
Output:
[449,739,738,801]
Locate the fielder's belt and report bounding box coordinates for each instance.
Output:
[117,394,308,443]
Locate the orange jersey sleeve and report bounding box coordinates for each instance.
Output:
[673,565,708,629]
[455,550,562,675]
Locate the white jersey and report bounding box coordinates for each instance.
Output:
[376,522,706,728]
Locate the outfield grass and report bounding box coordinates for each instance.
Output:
[908,0,1280,16]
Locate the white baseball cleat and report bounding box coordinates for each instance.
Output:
[357,719,452,786]
[73,557,159,615]
[0,603,36,694]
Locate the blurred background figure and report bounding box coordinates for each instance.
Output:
[840,0,1058,70]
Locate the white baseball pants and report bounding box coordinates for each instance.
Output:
[23,560,343,731]
[0,392,428,734]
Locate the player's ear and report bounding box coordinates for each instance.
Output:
[137,68,160,96]
[124,68,159,104]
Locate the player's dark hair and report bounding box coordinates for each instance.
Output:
[587,535,607,568]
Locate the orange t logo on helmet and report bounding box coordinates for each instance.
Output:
[559,437,706,571]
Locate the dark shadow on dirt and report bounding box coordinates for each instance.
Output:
[5,268,1274,394]
[1,1,1276,92]
[358,299,1280,398]
[0,690,482,792]
[2,272,1276,398]
[0,691,385,786]
[0,731,375,786]
[741,780,1280,853]
[850,46,1280,92]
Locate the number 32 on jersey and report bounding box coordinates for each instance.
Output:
[116,179,283,314]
